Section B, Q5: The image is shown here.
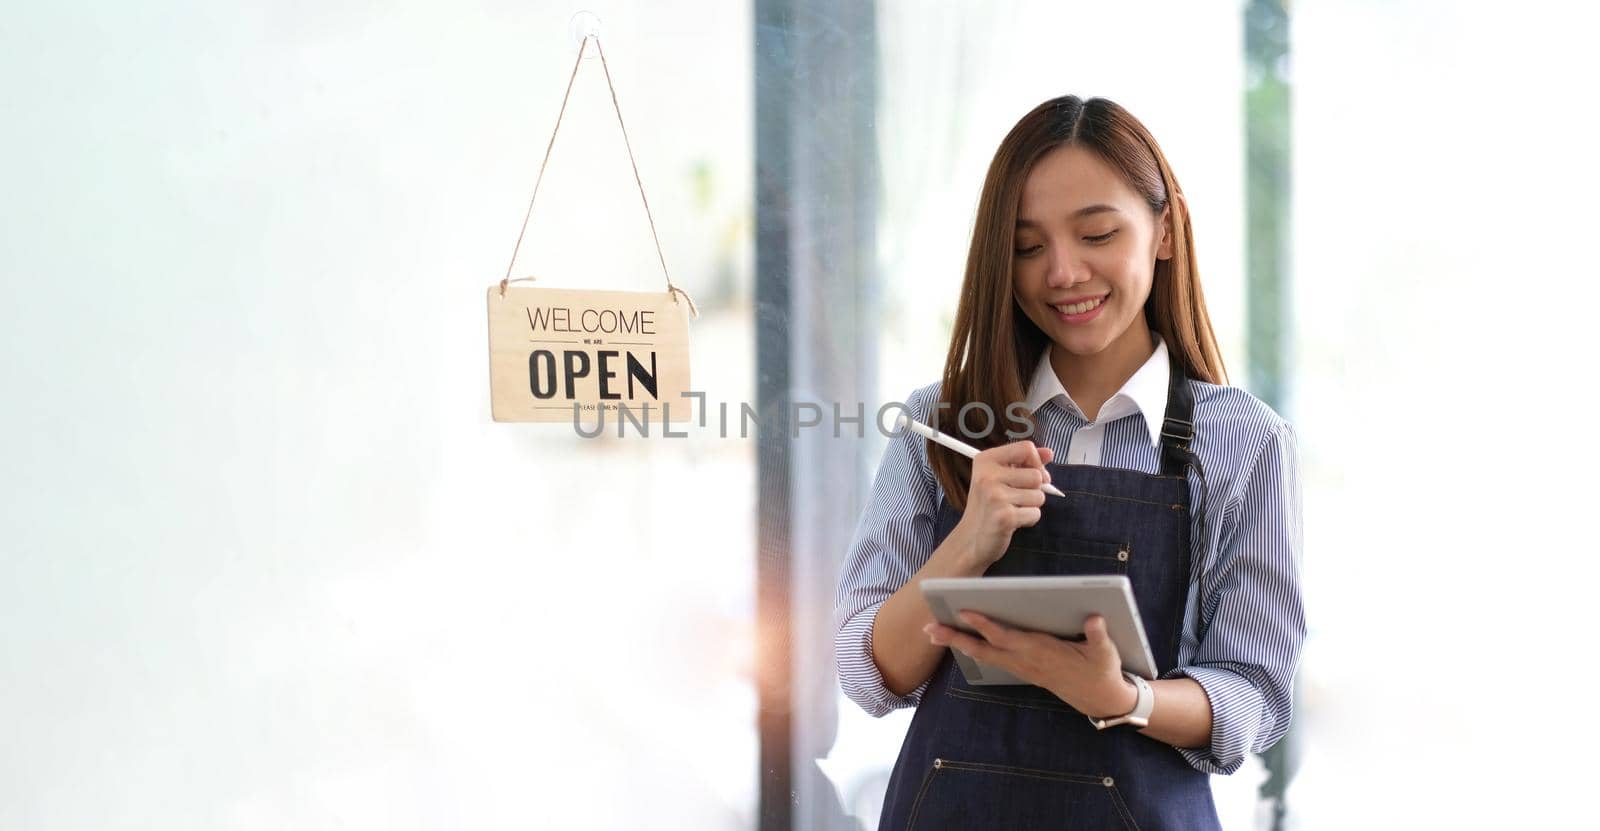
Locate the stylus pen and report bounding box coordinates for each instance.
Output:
[896,414,1066,498]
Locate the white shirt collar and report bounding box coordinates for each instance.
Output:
[1023,333,1171,447]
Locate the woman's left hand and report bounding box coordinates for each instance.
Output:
[924,611,1137,719]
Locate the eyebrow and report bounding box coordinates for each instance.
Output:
[1015,204,1122,228]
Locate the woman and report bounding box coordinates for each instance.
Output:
[835,95,1305,829]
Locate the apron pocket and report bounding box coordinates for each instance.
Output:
[988,533,1132,578]
[905,758,1139,831]
[945,679,1078,712]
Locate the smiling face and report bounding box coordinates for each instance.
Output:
[1011,144,1173,361]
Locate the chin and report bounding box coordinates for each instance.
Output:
[1056,337,1107,357]
[1049,332,1113,357]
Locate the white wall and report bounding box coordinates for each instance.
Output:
[1,2,756,828]
[1289,1,1600,826]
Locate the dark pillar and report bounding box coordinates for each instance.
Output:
[1244,1,1300,827]
[755,1,878,829]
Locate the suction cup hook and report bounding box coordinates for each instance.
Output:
[569,10,603,58]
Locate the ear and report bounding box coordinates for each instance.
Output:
[1155,192,1184,261]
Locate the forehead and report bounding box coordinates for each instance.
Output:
[1016,145,1138,221]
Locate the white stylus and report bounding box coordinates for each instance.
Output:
[895,414,1066,498]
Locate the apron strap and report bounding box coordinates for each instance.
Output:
[1158,345,1224,636]
[1158,346,1199,478]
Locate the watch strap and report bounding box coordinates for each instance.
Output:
[1088,671,1153,730]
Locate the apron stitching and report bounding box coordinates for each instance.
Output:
[946,687,1076,713]
[1052,488,1189,508]
[935,759,1109,784]
[1107,783,1142,830]
[902,762,941,831]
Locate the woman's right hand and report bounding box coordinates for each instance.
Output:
[951,440,1055,571]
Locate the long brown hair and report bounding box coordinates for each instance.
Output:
[931,95,1228,510]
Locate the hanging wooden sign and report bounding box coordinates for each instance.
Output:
[486,32,697,425]
[487,285,692,423]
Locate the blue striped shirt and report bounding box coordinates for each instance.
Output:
[834,335,1306,775]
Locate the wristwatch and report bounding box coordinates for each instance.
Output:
[1088,671,1154,730]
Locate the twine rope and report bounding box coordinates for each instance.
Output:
[498,35,697,320]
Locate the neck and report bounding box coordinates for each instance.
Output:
[1049,321,1156,422]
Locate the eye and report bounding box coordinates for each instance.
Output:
[1085,230,1118,244]
[1013,244,1043,257]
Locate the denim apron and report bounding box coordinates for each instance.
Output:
[877,351,1219,830]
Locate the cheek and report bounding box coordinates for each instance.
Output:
[1111,273,1154,310]
[1101,249,1152,288]
[1011,262,1043,296]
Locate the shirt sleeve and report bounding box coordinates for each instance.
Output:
[1168,421,1307,775]
[834,386,943,717]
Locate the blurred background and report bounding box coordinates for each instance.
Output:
[3,0,1597,828]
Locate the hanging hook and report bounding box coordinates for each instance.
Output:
[568,11,603,58]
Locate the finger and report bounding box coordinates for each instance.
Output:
[957,611,1018,648]
[1037,446,1054,465]
[983,439,1046,466]
[942,628,1000,663]
[983,466,1051,490]
[996,483,1047,508]
[1011,504,1042,527]
[1015,441,1048,481]
[1083,615,1119,656]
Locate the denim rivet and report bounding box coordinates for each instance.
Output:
[1102,776,1114,787]
[1117,549,1129,561]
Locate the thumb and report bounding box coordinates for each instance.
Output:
[992,439,1041,465]
[1083,615,1110,649]
[1037,446,1054,464]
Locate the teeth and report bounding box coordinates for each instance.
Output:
[1054,296,1104,316]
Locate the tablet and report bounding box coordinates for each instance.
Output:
[920,575,1158,685]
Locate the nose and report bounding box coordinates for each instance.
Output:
[1045,249,1090,288]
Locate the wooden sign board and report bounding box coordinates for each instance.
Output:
[487,285,693,423]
